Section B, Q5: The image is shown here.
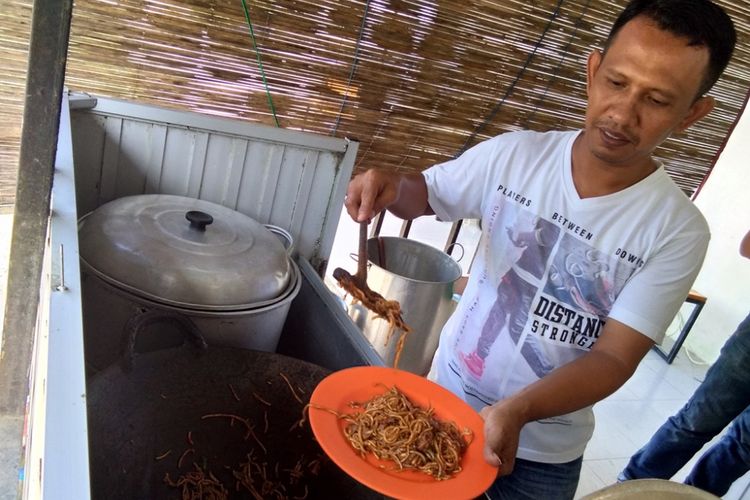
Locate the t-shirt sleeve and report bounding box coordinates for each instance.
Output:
[607,221,710,343]
[422,136,505,222]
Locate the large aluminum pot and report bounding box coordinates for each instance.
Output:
[348,237,462,375]
[78,194,300,373]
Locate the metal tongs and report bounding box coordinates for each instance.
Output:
[333,221,411,367]
[332,221,383,302]
[334,221,410,321]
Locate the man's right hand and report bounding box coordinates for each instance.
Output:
[343,169,432,223]
[344,169,401,222]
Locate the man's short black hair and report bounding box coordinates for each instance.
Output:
[605,0,736,97]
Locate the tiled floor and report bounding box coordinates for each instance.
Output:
[576,347,750,499]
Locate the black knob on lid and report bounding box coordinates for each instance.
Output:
[185,210,214,231]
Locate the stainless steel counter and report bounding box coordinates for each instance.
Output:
[27,92,370,500]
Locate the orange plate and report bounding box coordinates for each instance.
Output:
[308,366,498,500]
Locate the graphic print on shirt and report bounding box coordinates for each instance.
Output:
[451,201,632,405]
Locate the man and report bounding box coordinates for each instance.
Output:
[343,0,736,497]
[618,230,750,497]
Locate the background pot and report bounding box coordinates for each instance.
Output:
[580,479,719,499]
[86,336,382,499]
[347,237,462,375]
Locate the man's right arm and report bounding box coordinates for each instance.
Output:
[344,169,434,222]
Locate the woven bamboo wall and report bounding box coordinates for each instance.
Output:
[0,0,32,206]
[1,0,748,206]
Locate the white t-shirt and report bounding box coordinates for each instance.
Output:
[423,129,709,463]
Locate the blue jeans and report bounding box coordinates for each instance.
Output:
[620,312,750,496]
[484,456,583,500]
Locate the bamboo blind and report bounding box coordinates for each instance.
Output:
[0,0,32,206]
[1,0,748,206]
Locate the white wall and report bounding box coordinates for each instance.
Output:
[686,105,750,362]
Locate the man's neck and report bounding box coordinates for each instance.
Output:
[571,132,658,199]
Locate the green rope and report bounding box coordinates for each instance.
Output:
[240,0,280,127]
[331,0,371,136]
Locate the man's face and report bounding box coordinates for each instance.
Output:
[583,16,714,167]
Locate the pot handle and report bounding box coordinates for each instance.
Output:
[186,210,214,231]
[264,224,294,256]
[121,309,208,372]
[445,242,465,263]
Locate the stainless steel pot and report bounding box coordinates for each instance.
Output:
[78,194,300,373]
[347,237,462,375]
[580,479,719,499]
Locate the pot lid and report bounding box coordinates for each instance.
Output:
[78,195,291,309]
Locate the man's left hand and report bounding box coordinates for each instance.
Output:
[479,400,526,476]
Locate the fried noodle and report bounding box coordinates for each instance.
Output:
[164,464,228,500]
[334,271,413,368]
[322,386,471,480]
